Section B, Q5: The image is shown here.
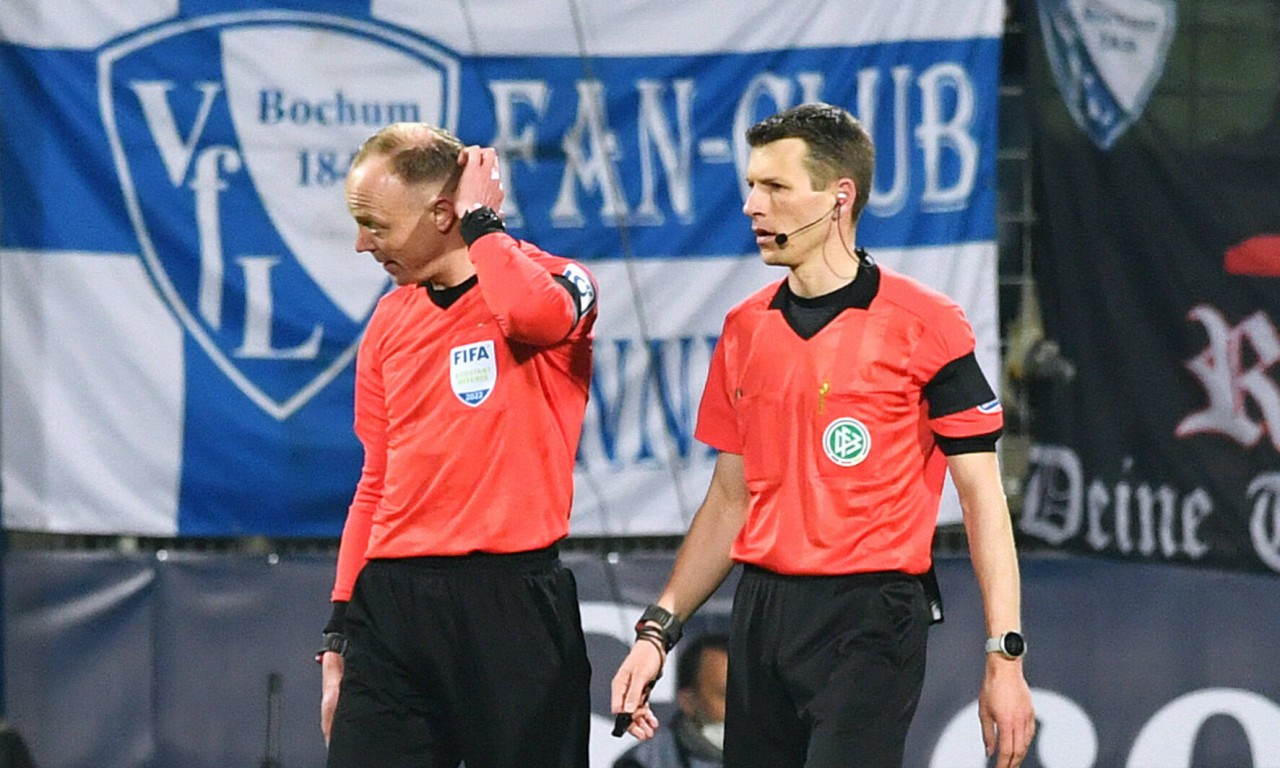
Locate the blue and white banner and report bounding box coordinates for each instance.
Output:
[0,0,1003,537]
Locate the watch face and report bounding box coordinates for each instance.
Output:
[1003,632,1025,657]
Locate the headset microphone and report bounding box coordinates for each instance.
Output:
[774,198,844,247]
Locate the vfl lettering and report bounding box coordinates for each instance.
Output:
[1177,307,1280,451]
[131,78,323,358]
[130,80,223,186]
[102,13,461,421]
[235,256,323,359]
[190,145,240,328]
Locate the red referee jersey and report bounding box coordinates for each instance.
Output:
[331,233,597,601]
[696,264,1002,576]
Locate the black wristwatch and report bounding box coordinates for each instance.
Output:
[985,630,1027,660]
[315,631,348,664]
[635,604,684,651]
[459,205,505,246]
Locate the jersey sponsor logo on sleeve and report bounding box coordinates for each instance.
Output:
[560,263,596,317]
[822,417,871,467]
[450,340,497,406]
[979,398,1002,414]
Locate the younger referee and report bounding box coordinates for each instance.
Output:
[611,103,1035,768]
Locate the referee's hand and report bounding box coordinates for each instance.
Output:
[610,640,664,740]
[320,652,344,746]
[979,657,1035,768]
[454,145,505,217]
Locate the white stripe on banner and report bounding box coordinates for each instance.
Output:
[0,0,1001,53]
[0,0,178,48]
[371,0,1003,54]
[0,250,183,535]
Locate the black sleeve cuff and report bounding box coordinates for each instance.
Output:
[460,206,506,246]
[935,430,1001,455]
[323,600,348,635]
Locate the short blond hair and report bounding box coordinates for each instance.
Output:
[351,122,464,189]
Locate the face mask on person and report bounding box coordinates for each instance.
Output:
[699,721,725,751]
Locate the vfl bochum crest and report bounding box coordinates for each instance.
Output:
[1038,0,1175,150]
[451,341,497,407]
[823,417,871,467]
[98,11,461,419]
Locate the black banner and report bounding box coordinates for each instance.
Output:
[1019,0,1280,572]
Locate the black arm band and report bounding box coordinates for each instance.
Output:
[460,206,505,246]
[935,430,1001,455]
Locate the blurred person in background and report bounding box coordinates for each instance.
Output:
[317,122,598,768]
[614,632,729,768]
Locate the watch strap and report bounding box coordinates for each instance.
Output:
[985,631,1026,659]
[635,604,684,651]
[315,631,348,664]
[460,206,505,246]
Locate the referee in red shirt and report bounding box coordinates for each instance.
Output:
[318,124,597,768]
[611,103,1035,768]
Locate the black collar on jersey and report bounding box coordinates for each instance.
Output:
[421,275,477,309]
[768,249,879,339]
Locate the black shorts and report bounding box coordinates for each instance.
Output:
[723,566,931,768]
[326,547,591,768]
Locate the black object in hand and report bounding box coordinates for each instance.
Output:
[611,712,632,737]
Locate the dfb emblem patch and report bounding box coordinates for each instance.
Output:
[1038,0,1176,150]
[822,417,871,468]
[450,340,497,407]
[98,11,460,419]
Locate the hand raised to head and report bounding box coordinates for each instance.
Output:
[454,145,505,216]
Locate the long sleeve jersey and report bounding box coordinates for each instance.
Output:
[330,233,597,601]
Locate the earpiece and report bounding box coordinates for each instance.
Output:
[832,192,848,219]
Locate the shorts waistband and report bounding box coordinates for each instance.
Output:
[376,544,561,573]
[741,563,919,585]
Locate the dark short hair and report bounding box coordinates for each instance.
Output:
[352,122,464,190]
[746,102,874,223]
[676,632,729,692]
